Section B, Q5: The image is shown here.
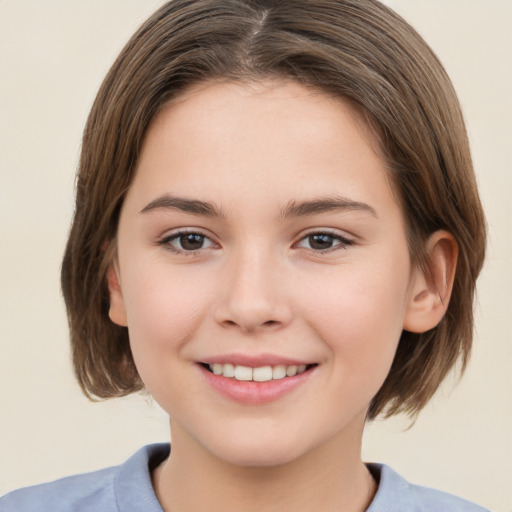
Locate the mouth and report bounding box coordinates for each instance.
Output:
[200,362,316,382]
[197,355,319,404]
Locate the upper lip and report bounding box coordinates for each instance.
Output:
[200,353,314,367]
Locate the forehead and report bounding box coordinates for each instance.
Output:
[128,79,398,220]
[150,79,380,159]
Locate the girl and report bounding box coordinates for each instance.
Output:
[1,1,493,510]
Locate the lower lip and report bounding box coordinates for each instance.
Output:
[198,365,316,405]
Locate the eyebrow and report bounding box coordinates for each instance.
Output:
[140,194,377,219]
[140,194,225,218]
[280,196,378,219]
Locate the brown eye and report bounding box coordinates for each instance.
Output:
[161,231,215,253]
[297,232,353,252]
[179,233,206,250]
[308,234,336,250]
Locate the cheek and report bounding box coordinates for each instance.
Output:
[120,263,213,375]
[300,258,410,381]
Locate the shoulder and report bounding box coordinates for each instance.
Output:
[367,463,492,512]
[0,444,169,512]
[0,466,117,512]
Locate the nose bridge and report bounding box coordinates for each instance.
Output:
[214,242,292,332]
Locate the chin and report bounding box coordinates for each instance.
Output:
[219,447,300,468]
[204,430,305,468]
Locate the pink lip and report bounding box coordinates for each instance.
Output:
[198,363,316,405]
[202,352,311,367]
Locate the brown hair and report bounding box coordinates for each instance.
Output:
[61,0,486,419]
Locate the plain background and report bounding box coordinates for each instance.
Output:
[0,1,510,510]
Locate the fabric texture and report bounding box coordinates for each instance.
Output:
[1,443,491,511]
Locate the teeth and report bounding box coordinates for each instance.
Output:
[208,363,310,381]
[234,365,252,381]
[286,365,298,376]
[223,363,235,378]
[253,366,272,382]
[272,365,286,380]
[211,363,223,375]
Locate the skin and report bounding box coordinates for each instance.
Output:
[107,80,457,512]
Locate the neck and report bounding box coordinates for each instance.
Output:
[152,420,377,512]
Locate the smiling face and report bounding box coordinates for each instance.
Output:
[108,80,431,467]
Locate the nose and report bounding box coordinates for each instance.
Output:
[213,249,293,334]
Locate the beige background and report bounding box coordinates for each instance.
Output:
[0,1,510,510]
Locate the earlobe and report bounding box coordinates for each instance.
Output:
[403,231,458,333]
[106,263,128,327]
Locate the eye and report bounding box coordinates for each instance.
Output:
[160,231,215,253]
[296,232,353,252]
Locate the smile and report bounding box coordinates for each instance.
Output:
[207,363,309,381]
[199,359,318,405]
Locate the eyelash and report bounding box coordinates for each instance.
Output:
[158,229,354,256]
[295,230,354,253]
[158,229,216,256]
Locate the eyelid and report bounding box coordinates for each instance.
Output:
[293,228,355,252]
[156,227,355,256]
[158,228,219,255]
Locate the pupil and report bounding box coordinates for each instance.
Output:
[310,234,333,250]
[180,234,204,250]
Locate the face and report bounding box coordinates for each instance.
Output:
[109,80,425,467]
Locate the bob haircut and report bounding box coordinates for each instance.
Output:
[61,0,486,420]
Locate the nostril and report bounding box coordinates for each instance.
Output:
[221,319,280,330]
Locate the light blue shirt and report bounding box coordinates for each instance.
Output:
[1,444,491,511]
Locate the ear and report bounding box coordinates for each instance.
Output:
[403,231,458,333]
[106,262,128,327]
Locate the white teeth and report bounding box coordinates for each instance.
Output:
[253,366,273,382]
[272,365,286,380]
[208,363,310,381]
[211,363,223,375]
[234,365,253,381]
[223,363,235,378]
[286,365,298,376]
